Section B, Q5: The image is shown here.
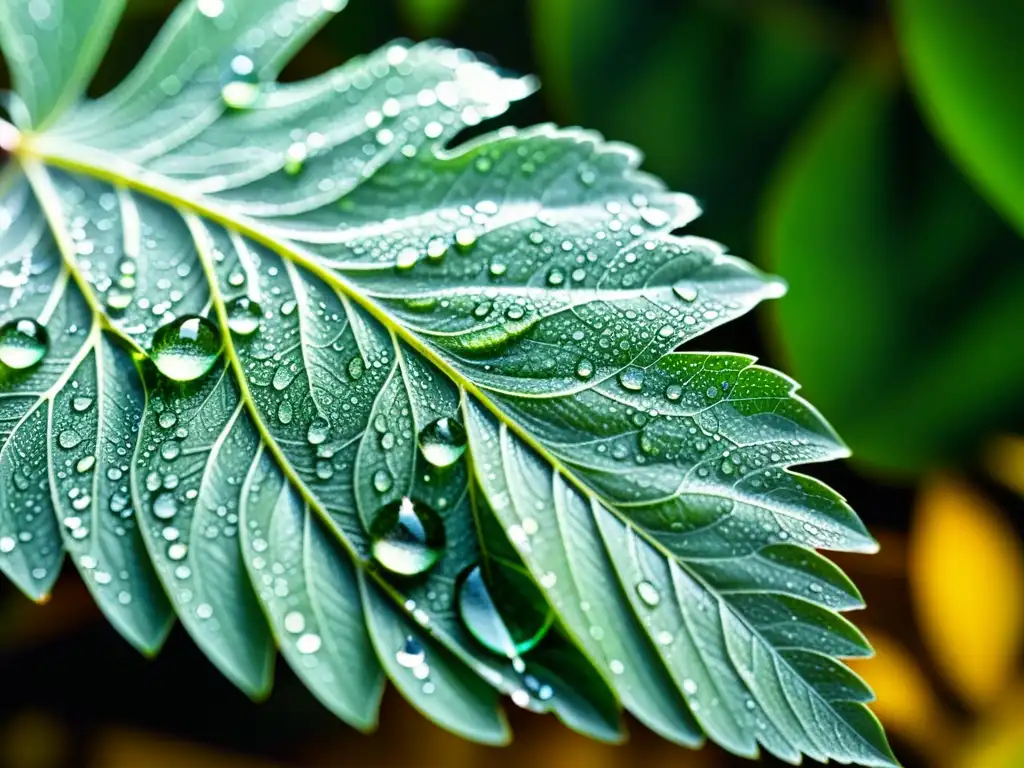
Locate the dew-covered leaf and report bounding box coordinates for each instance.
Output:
[0,0,893,763]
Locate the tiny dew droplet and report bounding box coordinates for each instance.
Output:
[418,417,467,468]
[221,54,261,109]
[369,496,445,576]
[150,315,222,382]
[0,318,48,370]
[456,563,553,658]
[225,297,262,336]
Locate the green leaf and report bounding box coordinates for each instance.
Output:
[0,0,125,129]
[895,0,1024,236]
[0,0,894,763]
[763,58,1024,473]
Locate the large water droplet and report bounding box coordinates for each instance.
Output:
[0,318,48,369]
[618,367,645,391]
[225,296,262,336]
[150,315,222,382]
[635,580,661,607]
[153,492,178,520]
[674,282,698,302]
[369,496,445,576]
[456,563,553,658]
[418,417,467,468]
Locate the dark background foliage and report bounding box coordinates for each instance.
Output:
[2,1,1023,766]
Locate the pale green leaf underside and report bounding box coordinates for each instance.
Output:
[0,0,895,763]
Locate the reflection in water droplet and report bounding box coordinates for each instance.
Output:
[150,315,222,382]
[225,296,262,336]
[418,417,467,468]
[456,564,552,658]
[0,318,48,370]
[369,496,445,576]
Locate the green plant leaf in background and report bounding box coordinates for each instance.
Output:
[895,0,1024,237]
[0,0,895,763]
[762,52,1024,474]
[398,0,465,38]
[530,0,843,253]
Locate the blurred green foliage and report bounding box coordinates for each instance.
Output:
[895,0,1024,238]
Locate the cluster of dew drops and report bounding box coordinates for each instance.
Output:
[0,298,562,705]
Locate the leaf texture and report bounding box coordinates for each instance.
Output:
[0,0,895,763]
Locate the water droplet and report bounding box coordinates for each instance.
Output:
[546,268,565,286]
[58,429,82,449]
[576,359,593,379]
[72,396,93,412]
[153,492,178,520]
[296,633,322,654]
[682,678,698,695]
[456,563,552,658]
[221,54,261,109]
[373,469,393,493]
[284,611,305,634]
[455,228,477,250]
[388,244,419,272]
[197,0,224,18]
[369,496,445,576]
[106,289,132,313]
[664,385,682,401]
[150,315,222,382]
[76,455,96,474]
[635,580,660,607]
[418,417,467,468]
[0,318,48,369]
[674,282,698,302]
[618,367,645,391]
[347,356,365,380]
[284,142,307,175]
[225,296,262,336]
[307,417,329,446]
[426,238,448,261]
